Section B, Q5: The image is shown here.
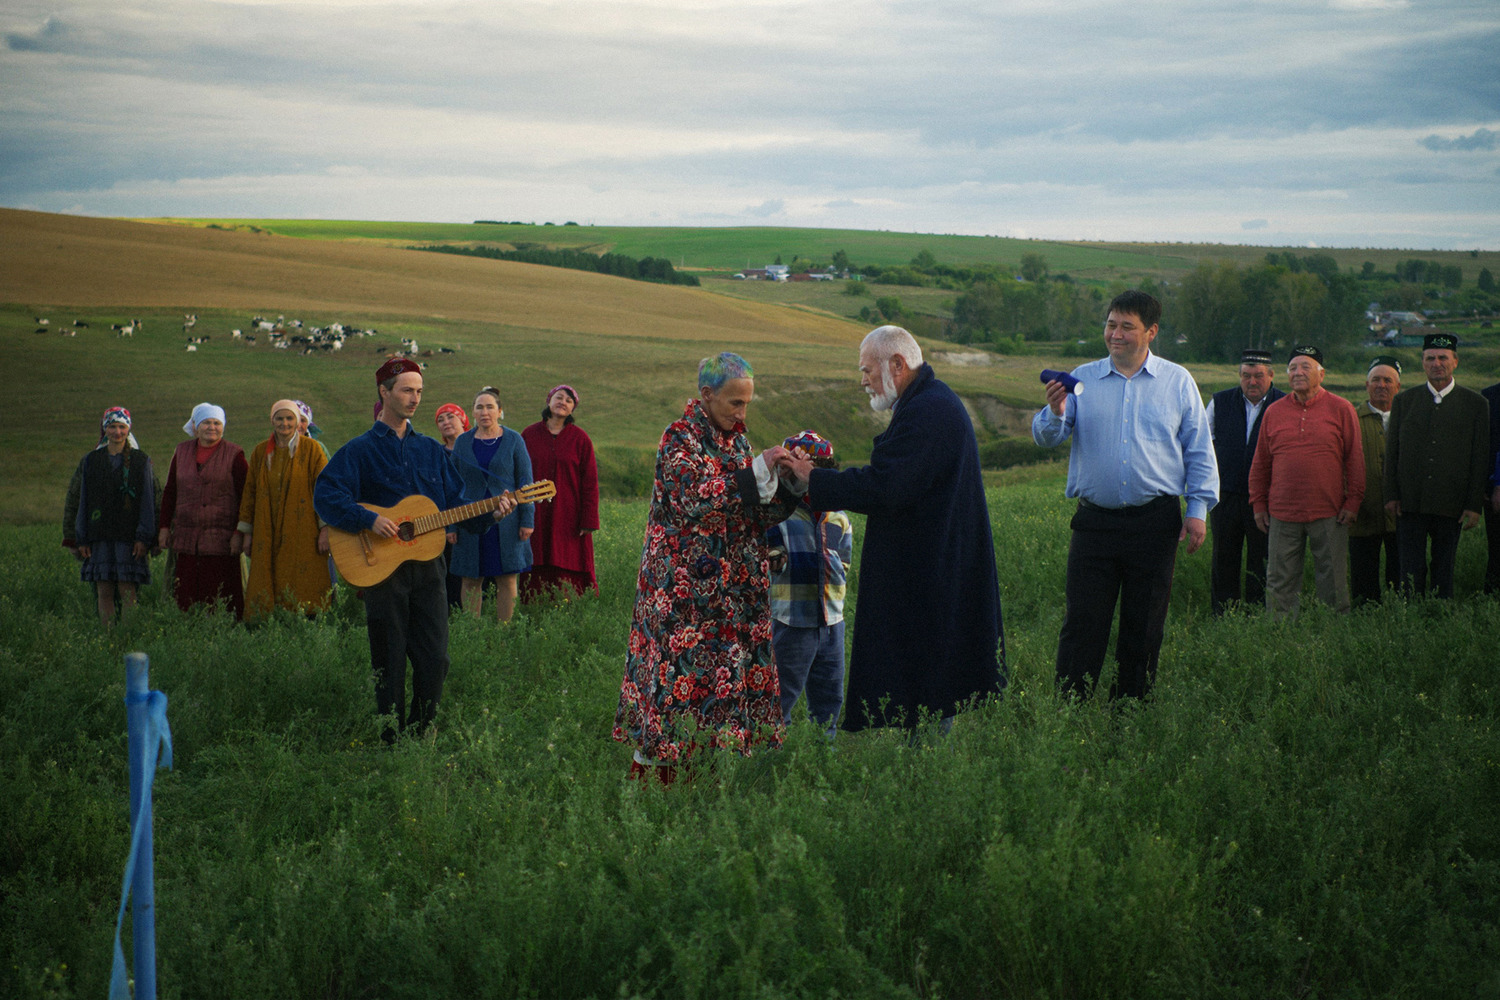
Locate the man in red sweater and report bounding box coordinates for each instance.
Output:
[1249,346,1365,618]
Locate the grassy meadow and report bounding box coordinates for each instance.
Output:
[3,472,1499,999]
[5,208,1500,996]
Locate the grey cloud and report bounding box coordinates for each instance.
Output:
[1420,128,1498,152]
[4,15,70,53]
[746,199,784,218]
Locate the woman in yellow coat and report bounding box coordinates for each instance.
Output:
[236,399,332,617]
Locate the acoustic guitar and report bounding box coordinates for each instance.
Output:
[328,480,556,588]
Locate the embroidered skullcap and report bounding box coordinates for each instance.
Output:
[269,398,299,420]
[783,430,833,460]
[1367,355,1403,375]
[434,402,470,430]
[1240,349,1274,367]
[1423,332,1458,352]
[1287,346,1323,366]
[183,402,226,436]
[376,356,422,384]
[547,384,579,407]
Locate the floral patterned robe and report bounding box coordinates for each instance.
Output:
[613,399,798,763]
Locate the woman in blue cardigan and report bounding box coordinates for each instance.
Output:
[449,387,534,621]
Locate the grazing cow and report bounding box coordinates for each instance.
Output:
[186,344,197,352]
[231,329,242,339]
[73,320,89,328]
[34,317,49,326]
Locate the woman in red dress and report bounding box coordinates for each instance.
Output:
[158,402,247,618]
[520,385,600,599]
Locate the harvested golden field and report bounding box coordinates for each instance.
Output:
[0,208,860,346]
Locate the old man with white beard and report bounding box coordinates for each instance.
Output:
[780,326,1006,733]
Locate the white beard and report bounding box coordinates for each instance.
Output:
[866,366,899,412]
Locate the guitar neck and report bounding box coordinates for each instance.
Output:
[408,492,523,537]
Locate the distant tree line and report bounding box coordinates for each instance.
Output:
[415,244,699,286]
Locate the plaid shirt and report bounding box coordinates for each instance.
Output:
[766,505,853,627]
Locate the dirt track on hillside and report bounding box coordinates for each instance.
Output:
[0,209,859,346]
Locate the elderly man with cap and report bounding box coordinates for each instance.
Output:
[783,326,1005,728]
[1205,348,1285,614]
[315,357,514,744]
[1249,346,1364,617]
[1348,356,1403,606]
[1383,333,1491,599]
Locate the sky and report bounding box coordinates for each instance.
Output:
[3,0,1498,249]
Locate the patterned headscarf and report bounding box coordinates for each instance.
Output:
[434,402,470,431]
[292,399,321,438]
[98,407,137,449]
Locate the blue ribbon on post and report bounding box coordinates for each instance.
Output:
[110,654,173,1000]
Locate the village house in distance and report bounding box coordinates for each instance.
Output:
[733,263,851,282]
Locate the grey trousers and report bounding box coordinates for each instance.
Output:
[1266,515,1349,618]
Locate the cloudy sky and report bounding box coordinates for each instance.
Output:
[3,0,1497,248]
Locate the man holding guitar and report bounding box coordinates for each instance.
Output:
[316,357,517,744]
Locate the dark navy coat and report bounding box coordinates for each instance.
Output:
[808,364,1005,730]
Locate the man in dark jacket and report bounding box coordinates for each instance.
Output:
[1482,379,1500,595]
[780,326,1005,732]
[1206,349,1285,614]
[1384,333,1491,598]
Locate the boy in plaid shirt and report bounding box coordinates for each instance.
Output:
[766,431,853,737]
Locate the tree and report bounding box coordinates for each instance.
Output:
[1020,253,1048,283]
[832,249,850,273]
[1175,261,1249,362]
[910,249,937,271]
[875,296,905,322]
[1270,272,1328,348]
[1479,268,1495,292]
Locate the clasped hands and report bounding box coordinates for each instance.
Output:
[761,444,814,494]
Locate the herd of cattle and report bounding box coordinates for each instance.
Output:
[30,313,452,359]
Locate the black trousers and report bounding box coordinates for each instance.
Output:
[1485,504,1500,596]
[1348,531,1398,607]
[1396,512,1462,599]
[1209,493,1268,615]
[1057,497,1181,700]
[363,555,451,741]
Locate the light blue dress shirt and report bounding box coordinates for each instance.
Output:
[1032,352,1220,521]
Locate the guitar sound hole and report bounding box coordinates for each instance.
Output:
[397,522,415,542]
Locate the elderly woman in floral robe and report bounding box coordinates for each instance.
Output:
[614,353,799,781]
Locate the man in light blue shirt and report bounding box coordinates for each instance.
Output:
[1032,290,1218,699]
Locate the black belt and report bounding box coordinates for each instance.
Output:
[1078,496,1175,515]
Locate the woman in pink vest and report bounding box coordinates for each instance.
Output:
[158,402,248,618]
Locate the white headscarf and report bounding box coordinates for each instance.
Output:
[183,402,227,436]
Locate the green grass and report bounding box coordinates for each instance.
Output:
[3,481,1499,999]
[142,218,1500,285]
